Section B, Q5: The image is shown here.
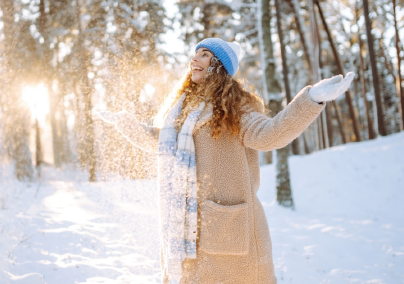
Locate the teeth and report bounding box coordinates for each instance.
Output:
[192,66,203,71]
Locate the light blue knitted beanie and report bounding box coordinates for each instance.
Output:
[195,38,241,77]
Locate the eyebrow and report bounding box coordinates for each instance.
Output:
[199,48,213,55]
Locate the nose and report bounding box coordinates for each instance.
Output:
[192,53,199,62]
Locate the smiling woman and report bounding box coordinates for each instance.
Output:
[97,38,354,284]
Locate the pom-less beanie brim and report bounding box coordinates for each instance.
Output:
[195,38,240,77]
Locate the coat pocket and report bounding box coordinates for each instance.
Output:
[199,200,249,255]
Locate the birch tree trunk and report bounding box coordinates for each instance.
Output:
[258,0,294,208]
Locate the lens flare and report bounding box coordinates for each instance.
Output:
[22,84,50,122]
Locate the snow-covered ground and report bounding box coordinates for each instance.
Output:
[1,132,403,284]
[260,131,404,283]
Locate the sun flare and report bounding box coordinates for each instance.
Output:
[22,84,50,121]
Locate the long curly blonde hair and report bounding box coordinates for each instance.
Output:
[155,56,265,139]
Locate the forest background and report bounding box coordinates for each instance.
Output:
[0,0,403,206]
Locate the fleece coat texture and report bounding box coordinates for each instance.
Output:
[115,86,325,284]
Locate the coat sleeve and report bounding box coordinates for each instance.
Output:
[240,86,325,152]
[115,111,159,153]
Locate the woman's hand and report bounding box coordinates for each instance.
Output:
[98,110,159,152]
[98,110,128,125]
[309,72,355,103]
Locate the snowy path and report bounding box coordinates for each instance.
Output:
[1,132,404,283]
[1,170,161,284]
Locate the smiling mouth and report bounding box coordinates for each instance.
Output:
[192,66,204,72]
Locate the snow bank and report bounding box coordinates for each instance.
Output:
[0,166,161,284]
[258,131,404,283]
[0,163,38,272]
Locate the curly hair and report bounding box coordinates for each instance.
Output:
[155,56,265,139]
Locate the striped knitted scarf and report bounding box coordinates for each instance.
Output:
[158,94,205,284]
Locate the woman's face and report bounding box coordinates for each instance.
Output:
[190,47,214,83]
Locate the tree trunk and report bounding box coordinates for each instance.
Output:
[268,101,294,208]
[258,0,293,208]
[314,7,330,149]
[316,1,362,142]
[362,0,386,136]
[290,0,320,151]
[76,0,96,181]
[308,0,322,151]
[324,36,345,145]
[290,0,312,72]
[74,80,86,168]
[1,0,34,181]
[325,104,334,146]
[35,116,42,177]
[275,0,291,104]
[39,0,63,167]
[308,0,320,85]
[302,132,310,154]
[275,0,299,155]
[332,101,347,144]
[258,0,282,100]
[353,67,364,138]
[358,48,375,140]
[59,93,71,163]
[49,88,63,167]
[258,0,281,163]
[317,116,324,149]
[356,2,376,140]
[392,0,404,130]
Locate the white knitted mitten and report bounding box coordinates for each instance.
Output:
[98,110,128,124]
[309,72,355,103]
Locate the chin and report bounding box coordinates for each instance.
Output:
[191,75,202,84]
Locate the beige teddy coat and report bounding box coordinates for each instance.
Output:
[116,86,325,284]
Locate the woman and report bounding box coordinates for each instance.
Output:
[99,38,354,284]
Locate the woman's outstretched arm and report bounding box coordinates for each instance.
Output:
[240,72,354,151]
[240,86,325,152]
[99,110,159,153]
[115,112,159,153]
